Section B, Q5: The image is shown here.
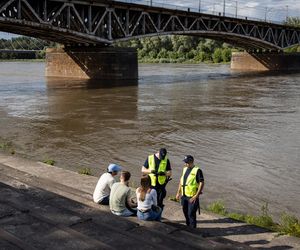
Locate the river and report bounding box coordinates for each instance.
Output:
[0,61,299,219]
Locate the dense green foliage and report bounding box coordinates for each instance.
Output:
[116,35,236,63]
[284,17,300,27]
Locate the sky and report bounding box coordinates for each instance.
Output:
[154,0,300,21]
[1,0,299,39]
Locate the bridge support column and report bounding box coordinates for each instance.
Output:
[46,47,138,80]
[231,52,300,71]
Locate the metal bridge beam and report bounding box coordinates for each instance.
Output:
[0,0,300,50]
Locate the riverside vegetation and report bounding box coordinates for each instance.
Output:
[0,36,55,60]
[116,36,234,63]
[207,200,300,237]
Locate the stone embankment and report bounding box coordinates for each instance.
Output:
[0,153,299,249]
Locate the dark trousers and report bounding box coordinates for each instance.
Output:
[181,196,199,228]
[99,196,109,205]
[153,186,166,209]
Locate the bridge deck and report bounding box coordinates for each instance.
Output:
[0,0,300,50]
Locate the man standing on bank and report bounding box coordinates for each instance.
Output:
[176,155,204,228]
[142,148,172,209]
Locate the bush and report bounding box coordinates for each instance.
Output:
[194,51,207,62]
[159,58,171,63]
[278,213,300,237]
[36,50,46,59]
[222,48,232,62]
[212,48,223,63]
[157,48,168,59]
[78,167,92,175]
[176,58,186,63]
[43,159,55,166]
[245,203,275,229]
[0,142,9,149]
[207,200,227,215]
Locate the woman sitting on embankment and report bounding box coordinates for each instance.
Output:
[136,175,162,221]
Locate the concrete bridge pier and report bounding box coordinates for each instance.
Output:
[46,47,138,81]
[231,52,300,71]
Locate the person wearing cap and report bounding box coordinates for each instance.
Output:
[176,155,204,228]
[142,148,172,209]
[93,163,122,205]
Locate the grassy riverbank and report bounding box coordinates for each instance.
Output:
[206,200,300,237]
[0,59,45,62]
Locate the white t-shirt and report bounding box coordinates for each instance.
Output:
[136,188,157,210]
[93,172,116,203]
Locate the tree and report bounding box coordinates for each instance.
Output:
[212,48,222,63]
[285,17,300,27]
[284,17,300,52]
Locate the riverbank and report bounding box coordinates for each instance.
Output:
[0,58,226,64]
[1,152,300,249]
[0,59,45,62]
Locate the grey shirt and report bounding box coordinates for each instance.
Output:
[109,182,131,213]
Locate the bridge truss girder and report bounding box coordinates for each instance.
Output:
[1,0,300,50]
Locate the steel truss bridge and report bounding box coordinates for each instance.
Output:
[1,0,300,51]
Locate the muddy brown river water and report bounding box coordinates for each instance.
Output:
[0,61,299,219]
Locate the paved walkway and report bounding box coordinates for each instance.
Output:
[0,153,299,249]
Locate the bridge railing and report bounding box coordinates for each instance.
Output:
[118,0,289,25]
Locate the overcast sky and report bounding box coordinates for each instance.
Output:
[155,0,300,21]
[1,0,299,39]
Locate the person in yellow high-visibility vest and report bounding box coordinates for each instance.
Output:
[176,155,204,228]
[142,148,172,209]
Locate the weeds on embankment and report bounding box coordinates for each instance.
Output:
[78,167,92,175]
[43,159,55,166]
[0,140,15,155]
[207,200,300,237]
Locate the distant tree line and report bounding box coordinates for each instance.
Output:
[0,36,56,60]
[284,17,300,53]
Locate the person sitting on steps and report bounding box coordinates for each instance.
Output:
[136,175,162,221]
[93,163,122,205]
[110,171,137,217]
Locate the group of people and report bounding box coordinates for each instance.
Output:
[93,148,204,228]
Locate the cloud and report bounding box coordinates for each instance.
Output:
[155,0,300,22]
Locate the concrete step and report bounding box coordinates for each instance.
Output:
[0,161,250,249]
[1,154,300,249]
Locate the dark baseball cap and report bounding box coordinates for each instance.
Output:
[159,148,167,159]
[183,155,194,163]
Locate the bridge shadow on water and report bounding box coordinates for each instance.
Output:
[45,64,300,90]
[46,77,138,89]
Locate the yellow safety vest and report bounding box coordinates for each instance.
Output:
[148,154,168,186]
[180,166,199,197]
